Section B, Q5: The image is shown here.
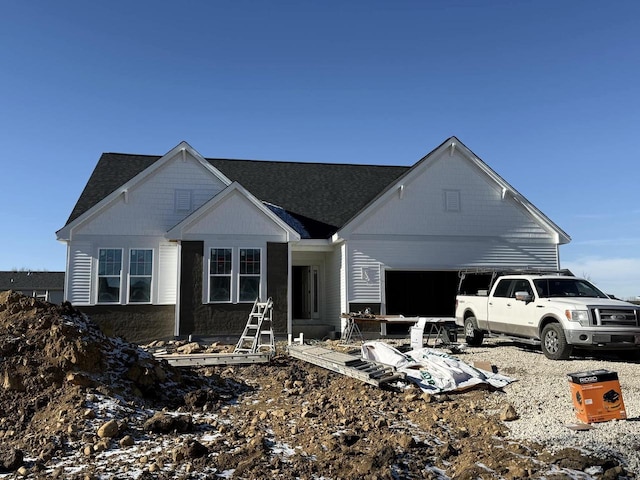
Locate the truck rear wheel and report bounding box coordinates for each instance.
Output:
[464,317,484,346]
[541,323,572,360]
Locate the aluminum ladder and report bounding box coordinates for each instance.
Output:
[234,297,275,354]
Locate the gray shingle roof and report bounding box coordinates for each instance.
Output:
[65,153,410,238]
[0,271,65,291]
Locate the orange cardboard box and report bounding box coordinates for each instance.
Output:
[567,370,626,424]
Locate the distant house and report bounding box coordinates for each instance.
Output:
[0,271,65,304]
[56,137,570,343]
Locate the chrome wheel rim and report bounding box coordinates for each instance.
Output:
[465,321,474,337]
[545,330,559,353]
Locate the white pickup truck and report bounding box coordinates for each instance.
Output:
[455,270,640,359]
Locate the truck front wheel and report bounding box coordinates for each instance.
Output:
[541,323,572,360]
[464,317,484,347]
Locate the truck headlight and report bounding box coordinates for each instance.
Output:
[565,309,589,326]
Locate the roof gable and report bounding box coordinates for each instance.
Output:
[337,137,570,244]
[57,142,231,240]
[166,182,300,241]
[61,148,408,239]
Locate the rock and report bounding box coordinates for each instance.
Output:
[97,419,119,438]
[500,404,519,421]
[119,435,134,448]
[0,447,24,472]
[404,393,420,402]
[93,440,109,453]
[143,412,192,433]
[66,372,95,387]
[182,440,208,459]
[177,342,202,354]
[3,371,25,392]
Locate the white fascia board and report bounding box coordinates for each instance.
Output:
[56,141,232,242]
[290,238,334,252]
[165,181,300,242]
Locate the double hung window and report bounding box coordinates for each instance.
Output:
[98,249,122,303]
[239,248,261,302]
[209,247,261,303]
[129,249,153,302]
[210,248,232,302]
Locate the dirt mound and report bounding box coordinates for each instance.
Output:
[0,291,631,479]
[0,291,245,474]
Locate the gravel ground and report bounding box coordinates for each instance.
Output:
[454,337,640,474]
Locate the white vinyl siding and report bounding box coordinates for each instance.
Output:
[347,239,558,303]
[74,154,227,237]
[347,150,554,240]
[324,244,345,331]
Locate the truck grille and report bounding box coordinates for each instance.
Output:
[591,307,640,327]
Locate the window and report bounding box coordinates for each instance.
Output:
[492,279,512,298]
[443,189,461,212]
[210,248,232,302]
[98,249,122,303]
[511,279,533,297]
[239,248,261,302]
[129,249,152,303]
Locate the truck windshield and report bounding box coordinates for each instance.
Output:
[533,278,609,299]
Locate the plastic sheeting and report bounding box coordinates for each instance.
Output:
[361,341,514,393]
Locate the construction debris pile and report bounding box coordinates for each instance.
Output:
[0,291,632,479]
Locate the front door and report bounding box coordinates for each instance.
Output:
[293,265,319,319]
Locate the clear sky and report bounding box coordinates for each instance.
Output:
[1,1,639,299]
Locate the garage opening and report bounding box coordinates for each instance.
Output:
[385,270,459,317]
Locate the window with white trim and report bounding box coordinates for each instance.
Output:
[239,248,261,302]
[129,249,153,303]
[97,249,122,303]
[209,248,232,302]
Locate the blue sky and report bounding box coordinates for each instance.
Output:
[1,1,639,299]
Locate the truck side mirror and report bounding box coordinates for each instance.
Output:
[515,291,532,302]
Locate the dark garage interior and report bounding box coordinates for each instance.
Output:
[385,270,459,317]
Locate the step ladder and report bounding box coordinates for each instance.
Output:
[234,297,275,355]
